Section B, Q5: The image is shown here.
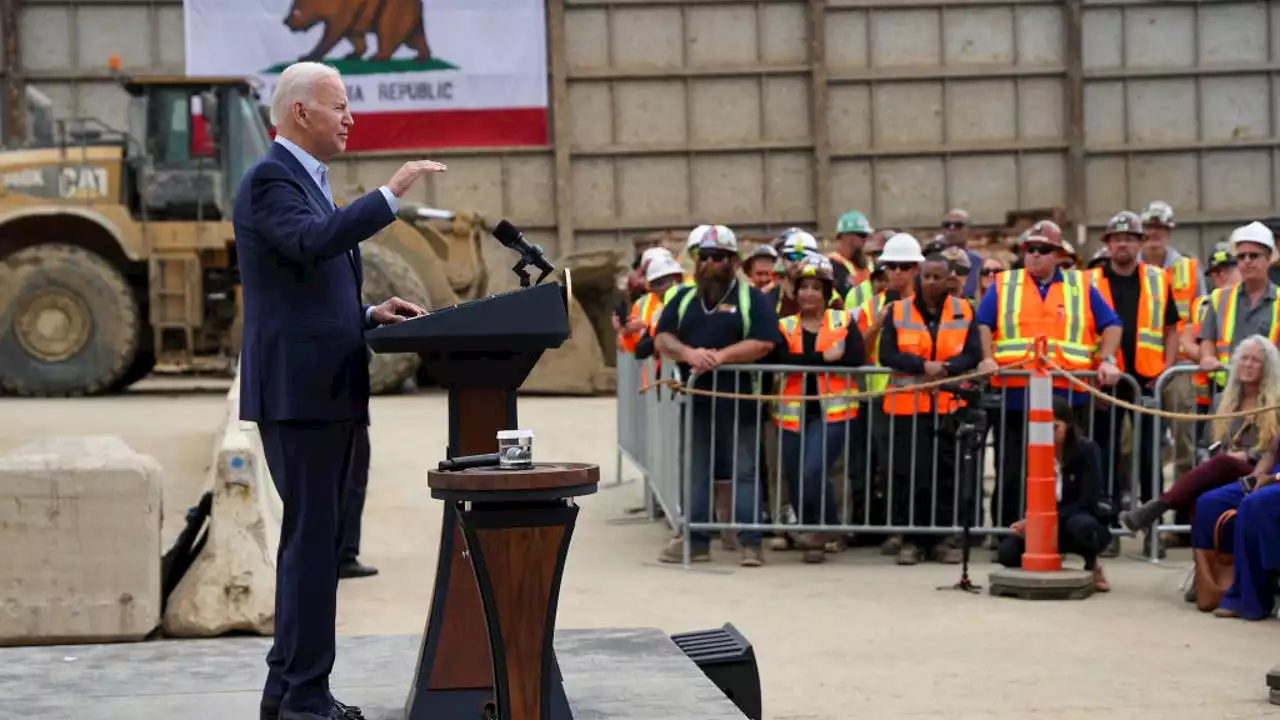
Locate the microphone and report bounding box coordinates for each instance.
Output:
[493,219,556,286]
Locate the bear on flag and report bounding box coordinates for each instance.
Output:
[184,0,549,150]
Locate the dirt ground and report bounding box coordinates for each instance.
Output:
[2,381,1278,719]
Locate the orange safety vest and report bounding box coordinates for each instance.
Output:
[1086,263,1170,378]
[1212,282,1280,387]
[772,309,858,430]
[1169,256,1201,361]
[884,295,974,415]
[991,268,1098,389]
[617,292,663,354]
[1189,290,1220,406]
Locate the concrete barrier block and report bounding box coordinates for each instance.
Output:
[0,436,163,646]
[163,363,282,638]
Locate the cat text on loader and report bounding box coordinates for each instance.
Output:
[0,63,453,396]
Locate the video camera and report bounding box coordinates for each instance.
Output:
[937,380,989,442]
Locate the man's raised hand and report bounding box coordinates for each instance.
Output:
[387,160,448,198]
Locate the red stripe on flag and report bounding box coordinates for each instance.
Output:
[343,108,548,151]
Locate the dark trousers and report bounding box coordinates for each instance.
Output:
[998,512,1111,570]
[689,401,761,548]
[1094,402,1159,509]
[339,424,371,563]
[780,417,844,527]
[258,419,360,714]
[888,413,956,546]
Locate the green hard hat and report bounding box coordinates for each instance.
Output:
[836,211,873,235]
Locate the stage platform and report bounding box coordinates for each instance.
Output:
[2,627,746,720]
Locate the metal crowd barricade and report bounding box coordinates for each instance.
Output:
[615,362,1147,564]
[1150,364,1222,561]
[614,350,649,482]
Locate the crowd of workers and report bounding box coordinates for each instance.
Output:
[613,202,1280,616]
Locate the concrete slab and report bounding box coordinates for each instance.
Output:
[0,628,746,720]
[988,568,1096,601]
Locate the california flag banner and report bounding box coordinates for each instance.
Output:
[183,0,548,150]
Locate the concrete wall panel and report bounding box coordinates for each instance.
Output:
[7,0,1277,259]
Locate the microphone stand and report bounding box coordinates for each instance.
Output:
[937,390,987,595]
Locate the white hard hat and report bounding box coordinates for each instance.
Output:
[1229,221,1276,254]
[686,225,711,249]
[696,224,738,254]
[645,255,685,283]
[880,232,926,263]
[639,246,673,267]
[781,230,819,254]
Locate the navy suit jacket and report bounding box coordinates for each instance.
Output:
[233,142,397,423]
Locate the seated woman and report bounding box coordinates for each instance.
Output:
[768,255,865,563]
[1120,335,1280,537]
[998,397,1112,591]
[1193,467,1280,620]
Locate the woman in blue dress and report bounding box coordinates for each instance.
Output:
[1193,462,1280,620]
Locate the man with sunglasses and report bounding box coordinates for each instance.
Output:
[829,210,875,295]
[976,220,1122,532]
[1198,222,1280,377]
[941,208,985,298]
[654,224,781,567]
[1086,211,1181,548]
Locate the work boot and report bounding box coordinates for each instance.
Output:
[1119,499,1168,533]
[896,542,921,566]
[799,533,826,564]
[740,545,765,567]
[880,534,903,556]
[768,535,792,551]
[931,538,963,564]
[658,538,710,564]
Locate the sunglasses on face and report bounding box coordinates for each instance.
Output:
[942,221,965,230]
[783,252,807,262]
[884,262,916,272]
[951,265,971,276]
[980,267,1001,276]
[701,251,734,263]
[1237,252,1267,262]
[1023,244,1057,256]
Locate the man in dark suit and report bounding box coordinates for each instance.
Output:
[234,61,446,720]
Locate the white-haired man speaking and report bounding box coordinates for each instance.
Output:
[233,61,445,720]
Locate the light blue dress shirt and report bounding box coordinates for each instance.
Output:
[273,136,398,325]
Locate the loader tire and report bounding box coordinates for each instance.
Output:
[362,241,428,395]
[0,243,140,397]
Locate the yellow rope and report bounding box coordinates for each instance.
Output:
[638,353,1280,422]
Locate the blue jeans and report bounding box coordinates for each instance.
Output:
[780,417,845,527]
[688,400,761,549]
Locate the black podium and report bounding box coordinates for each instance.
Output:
[367,279,580,720]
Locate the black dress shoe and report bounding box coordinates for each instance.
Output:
[338,560,379,579]
[265,698,363,720]
[281,702,361,720]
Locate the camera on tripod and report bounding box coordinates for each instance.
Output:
[938,380,988,444]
